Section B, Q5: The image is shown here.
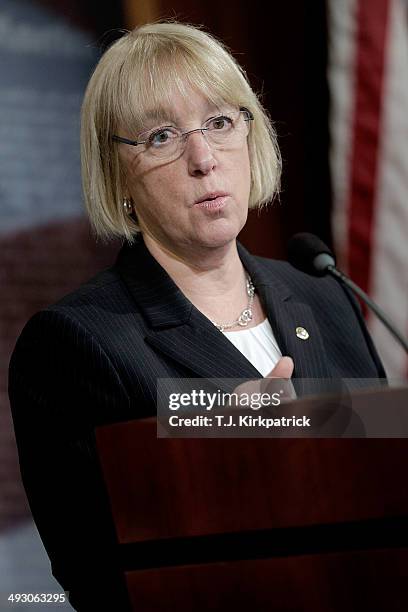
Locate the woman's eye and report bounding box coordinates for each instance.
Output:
[209,116,233,130]
[149,128,177,147]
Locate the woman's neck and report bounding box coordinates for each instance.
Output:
[142,232,264,328]
[143,232,245,298]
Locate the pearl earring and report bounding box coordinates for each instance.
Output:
[123,197,133,215]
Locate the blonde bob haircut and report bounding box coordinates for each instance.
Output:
[81,21,281,242]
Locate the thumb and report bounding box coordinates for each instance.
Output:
[265,356,294,379]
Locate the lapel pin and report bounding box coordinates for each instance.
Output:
[295,326,309,340]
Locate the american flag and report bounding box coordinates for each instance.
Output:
[327,0,408,379]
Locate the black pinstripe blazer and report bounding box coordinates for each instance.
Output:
[8,237,385,611]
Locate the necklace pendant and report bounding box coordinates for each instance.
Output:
[212,273,256,331]
[238,308,253,326]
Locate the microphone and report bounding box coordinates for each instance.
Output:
[288,233,408,353]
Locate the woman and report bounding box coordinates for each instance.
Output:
[9,21,385,611]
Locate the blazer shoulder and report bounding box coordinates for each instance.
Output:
[35,264,141,335]
[251,255,293,275]
[250,254,334,292]
[48,266,126,310]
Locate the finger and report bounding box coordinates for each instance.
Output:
[265,356,294,379]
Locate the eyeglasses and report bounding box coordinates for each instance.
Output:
[112,107,253,161]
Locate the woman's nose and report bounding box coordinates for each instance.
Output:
[185,131,216,176]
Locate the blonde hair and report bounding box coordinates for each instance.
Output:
[81,21,281,241]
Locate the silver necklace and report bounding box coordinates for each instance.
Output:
[211,274,255,332]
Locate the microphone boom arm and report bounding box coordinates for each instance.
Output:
[327,265,408,353]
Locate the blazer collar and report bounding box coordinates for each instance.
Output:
[115,237,331,379]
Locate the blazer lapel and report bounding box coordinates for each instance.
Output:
[237,243,332,379]
[259,288,332,379]
[145,315,263,380]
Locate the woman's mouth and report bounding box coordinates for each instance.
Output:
[194,194,229,210]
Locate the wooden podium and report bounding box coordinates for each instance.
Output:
[95,387,408,611]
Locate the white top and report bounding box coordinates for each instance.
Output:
[223,318,282,376]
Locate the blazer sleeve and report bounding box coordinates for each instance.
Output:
[8,310,133,611]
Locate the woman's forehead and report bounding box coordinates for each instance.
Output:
[118,69,242,134]
[142,98,229,123]
[129,89,237,130]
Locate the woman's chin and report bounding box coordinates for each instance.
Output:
[193,221,243,249]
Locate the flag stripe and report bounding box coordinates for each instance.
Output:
[327,0,358,272]
[347,0,391,296]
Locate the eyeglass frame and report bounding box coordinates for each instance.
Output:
[112,106,254,149]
